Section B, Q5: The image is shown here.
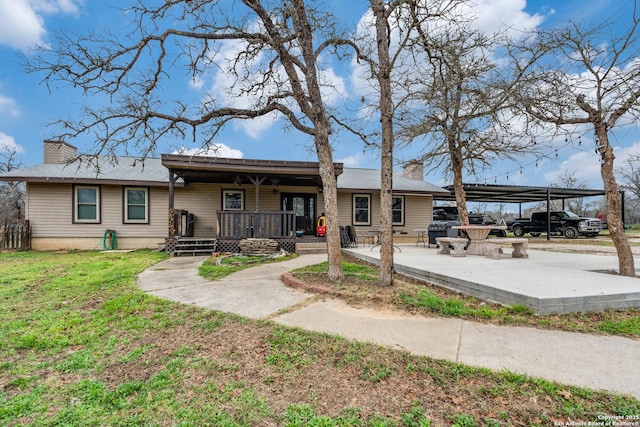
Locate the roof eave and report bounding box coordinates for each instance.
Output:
[0,176,182,187]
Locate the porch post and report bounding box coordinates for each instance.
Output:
[169,169,175,211]
[168,170,176,237]
[248,176,266,212]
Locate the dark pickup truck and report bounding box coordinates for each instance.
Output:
[433,206,484,224]
[433,206,507,237]
[507,211,603,239]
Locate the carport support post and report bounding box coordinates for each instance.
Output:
[546,189,551,241]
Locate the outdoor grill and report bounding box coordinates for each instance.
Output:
[427,220,460,247]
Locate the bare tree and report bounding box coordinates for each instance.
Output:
[26,0,349,281]
[369,0,400,287]
[398,23,542,225]
[618,154,640,224]
[619,153,640,200]
[350,0,461,286]
[0,145,24,225]
[515,10,640,276]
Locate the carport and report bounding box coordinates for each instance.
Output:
[436,183,612,240]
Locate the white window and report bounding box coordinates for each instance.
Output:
[223,190,244,210]
[124,187,149,223]
[353,194,371,225]
[392,196,404,225]
[74,185,100,223]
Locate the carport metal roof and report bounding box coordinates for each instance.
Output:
[437,183,607,203]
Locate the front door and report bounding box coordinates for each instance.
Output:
[282,193,316,235]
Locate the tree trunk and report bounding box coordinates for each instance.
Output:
[597,126,635,276]
[449,141,469,225]
[374,1,394,286]
[315,126,344,283]
[289,0,343,282]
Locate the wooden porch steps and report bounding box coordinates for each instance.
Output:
[170,237,217,256]
[296,242,328,255]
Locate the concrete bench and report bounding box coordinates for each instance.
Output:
[435,237,468,257]
[482,238,529,259]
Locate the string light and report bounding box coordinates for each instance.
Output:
[477,133,590,184]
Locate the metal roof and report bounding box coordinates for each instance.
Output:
[0,157,175,186]
[161,154,342,187]
[438,183,607,203]
[0,153,450,195]
[338,168,450,194]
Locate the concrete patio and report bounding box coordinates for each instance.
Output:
[344,243,640,314]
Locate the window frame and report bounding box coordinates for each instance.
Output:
[73,185,101,224]
[352,193,371,226]
[392,195,405,226]
[222,189,245,211]
[123,186,150,224]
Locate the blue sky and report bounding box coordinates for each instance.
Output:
[0,0,637,190]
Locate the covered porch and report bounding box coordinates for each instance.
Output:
[162,155,342,253]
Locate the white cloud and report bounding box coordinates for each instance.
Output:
[32,0,80,15]
[540,140,640,190]
[0,0,82,51]
[193,21,347,140]
[349,1,546,120]
[173,143,243,159]
[0,132,25,153]
[0,94,21,118]
[543,150,602,187]
[336,151,373,168]
[462,0,545,36]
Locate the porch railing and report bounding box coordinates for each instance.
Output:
[0,220,31,250]
[217,210,295,239]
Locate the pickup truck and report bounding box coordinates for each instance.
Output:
[433,206,484,224]
[507,211,602,239]
[432,206,507,237]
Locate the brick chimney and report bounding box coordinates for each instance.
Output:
[44,140,77,164]
[402,160,424,180]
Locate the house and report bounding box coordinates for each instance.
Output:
[0,140,449,252]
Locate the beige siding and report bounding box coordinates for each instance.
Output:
[337,190,433,237]
[173,184,324,236]
[26,180,433,249]
[27,182,168,249]
[31,237,163,251]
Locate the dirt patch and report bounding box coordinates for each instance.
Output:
[88,311,609,426]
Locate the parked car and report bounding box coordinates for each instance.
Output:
[506,211,602,239]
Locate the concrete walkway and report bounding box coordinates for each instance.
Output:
[137,252,640,400]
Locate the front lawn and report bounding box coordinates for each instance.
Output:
[1,250,638,426]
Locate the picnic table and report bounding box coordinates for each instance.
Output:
[452,225,508,256]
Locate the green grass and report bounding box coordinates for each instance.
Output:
[597,317,640,335]
[0,251,638,426]
[199,253,298,280]
[295,258,640,337]
[400,289,534,319]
